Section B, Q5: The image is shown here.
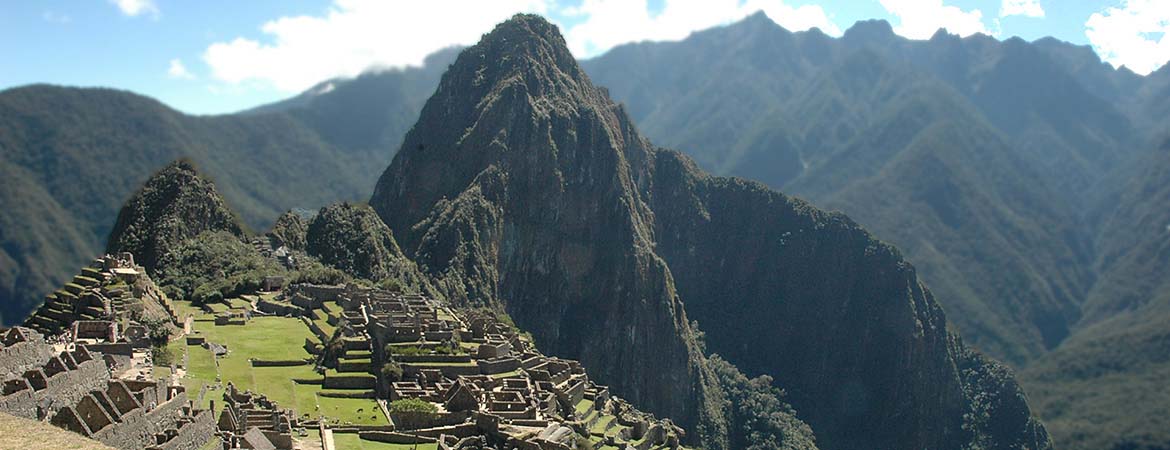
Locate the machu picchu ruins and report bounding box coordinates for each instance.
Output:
[3,249,689,450]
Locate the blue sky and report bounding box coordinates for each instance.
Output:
[3,0,1166,115]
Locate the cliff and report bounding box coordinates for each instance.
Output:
[369,14,1050,450]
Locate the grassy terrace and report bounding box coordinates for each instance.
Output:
[312,314,336,338]
[575,399,594,416]
[402,361,476,367]
[332,433,439,450]
[172,300,387,426]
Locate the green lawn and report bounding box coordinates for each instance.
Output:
[204,303,229,313]
[403,361,476,367]
[176,313,386,426]
[316,396,385,426]
[331,433,437,450]
[591,414,615,434]
[172,300,204,320]
[312,314,336,338]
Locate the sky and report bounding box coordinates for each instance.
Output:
[3,0,1168,115]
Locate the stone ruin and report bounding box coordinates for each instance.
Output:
[289,283,685,450]
[0,327,214,450]
[22,253,174,346]
[214,382,296,450]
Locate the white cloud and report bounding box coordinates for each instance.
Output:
[168,59,195,80]
[110,0,158,18]
[562,0,840,57]
[42,11,72,24]
[203,0,840,94]
[879,0,990,39]
[1086,0,1170,75]
[203,0,547,93]
[1000,0,1044,18]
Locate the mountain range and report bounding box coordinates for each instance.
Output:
[2,11,1169,450]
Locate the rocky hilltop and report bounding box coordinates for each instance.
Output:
[304,202,436,295]
[372,15,722,440]
[105,160,244,272]
[371,14,1050,450]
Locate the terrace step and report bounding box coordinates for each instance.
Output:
[337,360,372,373]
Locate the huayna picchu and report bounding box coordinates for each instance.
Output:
[3,12,1056,450]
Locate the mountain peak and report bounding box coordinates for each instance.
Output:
[843,19,895,42]
[106,159,244,271]
[472,13,580,75]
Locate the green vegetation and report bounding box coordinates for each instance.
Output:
[106,160,245,272]
[158,231,283,304]
[304,203,435,298]
[0,62,453,323]
[176,303,384,425]
[156,230,346,304]
[152,344,177,367]
[267,211,309,251]
[380,362,404,382]
[330,433,438,450]
[387,398,437,415]
[385,344,464,356]
[703,356,816,450]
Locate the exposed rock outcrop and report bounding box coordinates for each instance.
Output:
[371,14,723,443]
[267,210,309,251]
[370,14,1050,450]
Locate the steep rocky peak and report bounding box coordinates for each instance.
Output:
[452,13,593,104]
[372,13,652,249]
[731,10,789,35]
[843,19,896,44]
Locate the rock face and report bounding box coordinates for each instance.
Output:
[370,14,1050,450]
[371,14,719,436]
[267,210,308,251]
[105,160,243,272]
[304,202,434,294]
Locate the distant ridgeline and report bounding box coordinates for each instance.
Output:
[580,15,1170,449]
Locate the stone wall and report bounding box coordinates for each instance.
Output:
[92,390,188,449]
[358,431,437,444]
[0,328,55,380]
[0,380,37,418]
[323,374,376,390]
[155,408,215,450]
[477,357,520,375]
[27,351,112,418]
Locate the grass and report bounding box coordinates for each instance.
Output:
[312,314,336,338]
[575,399,594,416]
[172,299,205,319]
[0,411,115,449]
[176,311,386,426]
[330,433,438,450]
[458,342,481,351]
[403,361,476,367]
[591,414,615,434]
[197,316,315,360]
[316,395,385,425]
